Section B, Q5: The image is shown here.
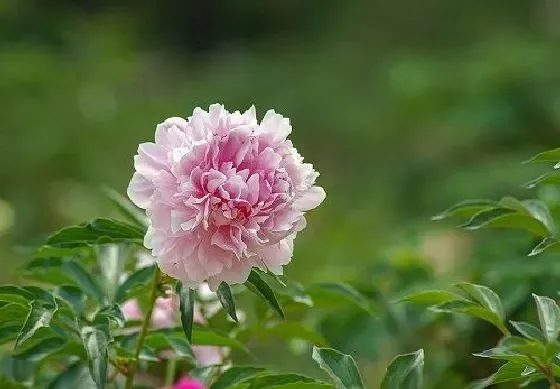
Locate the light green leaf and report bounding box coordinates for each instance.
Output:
[55,286,87,316]
[268,384,333,389]
[246,271,284,319]
[381,349,424,389]
[246,373,317,388]
[81,323,110,389]
[96,244,129,300]
[461,208,549,236]
[524,172,560,189]
[524,148,560,164]
[25,257,105,303]
[0,286,36,306]
[115,265,156,303]
[0,376,27,389]
[455,283,505,320]
[533,294,560,342]
[432,199,496,221]
[432,300,509,336]
[0,303,30,326]
[15,301,58,349]
[312,347,364,389]
[217,282,238,322]
[530,237,560,257]
[210,366,267,389]
[510,321,547,343]
[466,361,542,389]
[396,290,462,305]
[46,218,145,247]
[47,362,97,389]
[95,304,125,328]
[176,282,195,342]
[13,336,66,361]
[144,332,195,361]
[102,187,148,229]
[307,283,375,315]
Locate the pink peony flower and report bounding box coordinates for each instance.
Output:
[128,104,325,289]
[172,377,206,389]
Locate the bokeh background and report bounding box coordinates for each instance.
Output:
[2,0,560,387]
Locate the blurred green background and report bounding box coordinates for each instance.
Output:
[2,0,560,387]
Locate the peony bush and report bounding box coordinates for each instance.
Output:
[2,104,560,388]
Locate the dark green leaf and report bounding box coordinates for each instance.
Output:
[461,208,549,236]
[432,300,509,336]
[530,237,560,257]
[13,336,65,361]
[55,286,87,316]
[102,187,148,229]
[47,218,145,247]
[144,332,195,360]
[176,282,195,342]
[0,303,30,326]
[381,349,424,389]
[267,384,333,389]
[524,172,560,189]
[246,373,317,388]
[312,346,364,389]
[47,362,96,389]
[217,282,238,322]
[81,323,110,389]
[466,361,542,389]
[396,290,462,305]
[210,366,267,389]
[0,376,26,389]
[432,199,496,221]
[246,271,284,319]
[0,286,36,306]
[524,148,560,164]
[15,301,58,349]
[307,283,374,315]
[95,304,125,327]
[533,294,560,342]
[455,282,505,320]
[115,265,155,303]
[510,321,547,342]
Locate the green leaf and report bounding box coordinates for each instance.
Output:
[96,244,130,300]
[13,336,66,361]
[267,384,333,389]
[144,332,195,360]
[246,271,284,319]
[529,237,560,256]
[246,374,317,388]
[47,362,97,389]
[95,304,125,327]
[81,323,110,389]
[381,349,424,389]
[312,346,364,389]
[192,327,249,353]
[533,294,560,342]
[455,282,505,320]
[510,321,547,342]
[466,361,542,389]
[176,282,195,342]
[243,322,327,346]
[102,187,148,229]
[55,286,87,316]
[25,257,105,303]
[523,172,560,189]
[433,300,509,336]
[0,286,37,306]
[115,265,156,303]
[432,199,496,221]
[396,290,462,305]
[307,283,374,315]
[0,303,30,326]
[210,366,267,389]
[15,301,58,349]
[0,376,26,389]
[46,218,145,247]
[524,147,560,164]
[217,282,238,322]
[461,207,549,236]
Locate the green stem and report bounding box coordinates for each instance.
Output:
[164,358,177,387]
[124,267,161,389]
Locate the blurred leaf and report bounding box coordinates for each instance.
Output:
[46,218,145,247]
[246,271,284,319]
[529,237,560,256]
[0,286,37,306]
[15,301,57,349]
[144,332,194,360]
[25,257,105,303]
[433,300,509,336]
[533,294,560,342]
[510,321,547,342]
[237,322,327,346]
[13,336,66,361]
[312,346,364,389]
[0,376,26,389]
[81,323,110,389]
[524,148,560,164]
[523,172,560,189]
[96,244,130,300]
[95,304,125,328]
[396,290,462,305]
[55,286,87,316]
[462,207,549,236]
[192,327,249,353]
[0,324,23,345]
[47,362,96,389]
[176,282,195,342]
[381,349,424,389]
[210,366,266,389]
[466,361,542,389]
[455,282,505,320]
[217,282,238,322]
[307,283,374,315]
[102,187,147,229]
[267,384,333,389]
[0,303,30,326]
[115,265,155,303]
[432,199,496,221]
[245,373,318,388]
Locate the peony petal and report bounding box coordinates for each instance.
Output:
[291,186,326,211]
[127,173,154,209]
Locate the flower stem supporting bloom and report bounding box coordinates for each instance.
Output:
[124,267,161,389]
[164,358,177,386]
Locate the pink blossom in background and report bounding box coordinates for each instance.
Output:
[172,377,206,389]
[128,104,325,289]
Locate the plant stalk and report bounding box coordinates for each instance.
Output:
[164,358,177,387]
[124,267,161,389]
